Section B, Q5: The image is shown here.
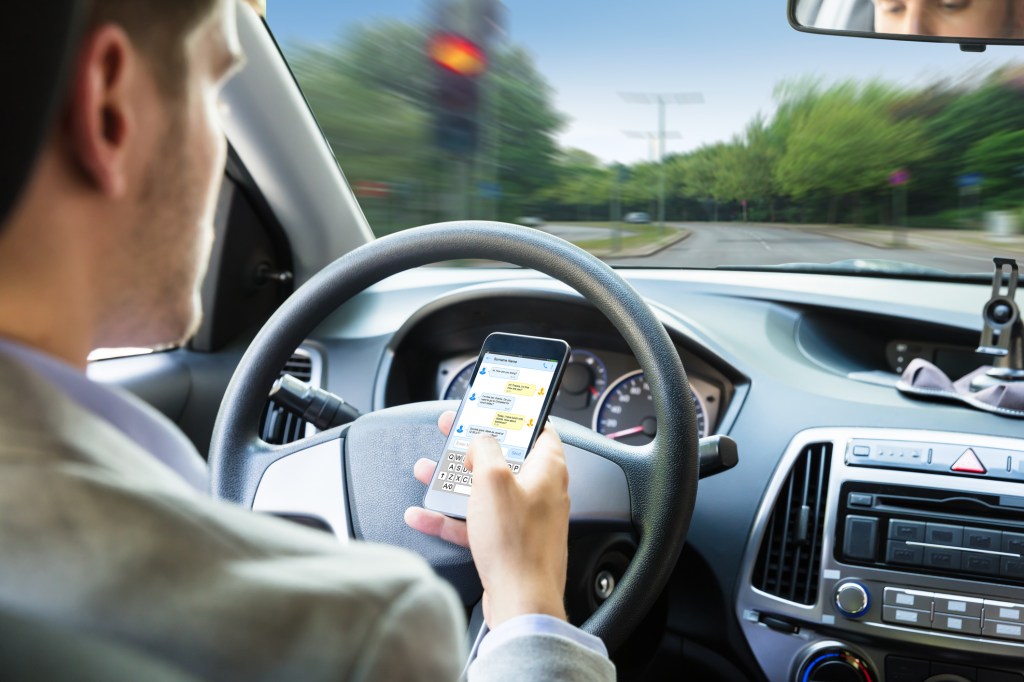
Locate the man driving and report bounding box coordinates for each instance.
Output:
[0,0,614,679]
[873,0,1024,38]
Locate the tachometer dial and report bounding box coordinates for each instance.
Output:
[593,370,707,445]
[557,350,609,410]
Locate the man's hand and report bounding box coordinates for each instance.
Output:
[404,411,570,627]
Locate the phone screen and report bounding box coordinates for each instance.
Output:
[430,351,561,497]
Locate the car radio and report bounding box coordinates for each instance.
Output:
[737,428,1024,682]
[835,480,1024,586]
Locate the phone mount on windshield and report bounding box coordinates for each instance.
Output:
[973,258,1024,388]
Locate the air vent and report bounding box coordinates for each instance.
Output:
[259,351,315,445]
[753,442,832,606]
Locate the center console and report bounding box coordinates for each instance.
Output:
[737,428,1024,682]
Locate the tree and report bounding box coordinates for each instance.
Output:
[964,130,1024,208]
[774,81,930,222]
[539,149,613,219]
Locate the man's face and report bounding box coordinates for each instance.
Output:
[108,0,243,349]
[874,0,1024,38]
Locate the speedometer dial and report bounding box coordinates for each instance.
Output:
[593,370,707,445]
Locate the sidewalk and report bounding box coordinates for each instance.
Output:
[774,223,1024,258]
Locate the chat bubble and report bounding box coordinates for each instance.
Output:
[466,425,506,442]
[488,367,520,379]
[476,392,515,410]
[504,381,537,396]
[493,412,526,430]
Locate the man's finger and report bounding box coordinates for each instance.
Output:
[413,458,437,486]
[404,506,469,547]
[437,411,456,437]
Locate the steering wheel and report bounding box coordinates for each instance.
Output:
[208,221,699,652]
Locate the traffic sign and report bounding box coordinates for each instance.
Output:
[957,172,984,188]
[478,181,501,199]
[888,169,911,187]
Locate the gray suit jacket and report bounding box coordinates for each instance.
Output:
[0,354,614,681]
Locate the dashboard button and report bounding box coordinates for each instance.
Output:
[964,527,1002,552]
[933,594,983,617]
[848,492,873,507]
[843,516,878,561]
[984,600,1024,624]
[934,613,982,635]
[852,445,871,457]
[1002,557,1024,580]
[932,662,977,679]
[886,655,930,682]
[963,552,1000,576]
[835,582,871,618]
[884,587,933,611]
[1003,532,1024,555]
[889,519,925,542]
[923,546,961,571]
[887,540,923,566]
[982,620,1024,641]
[951,448,987,474]
[926,522,964,547]
[883,605,930,627]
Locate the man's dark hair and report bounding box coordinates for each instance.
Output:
[86,0,219,95]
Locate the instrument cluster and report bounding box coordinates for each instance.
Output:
[437,347,722,442]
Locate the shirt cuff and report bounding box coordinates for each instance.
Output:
[478,614,609,660]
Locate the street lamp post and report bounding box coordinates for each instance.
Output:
[623,130,682,163]
[621,92,704,232]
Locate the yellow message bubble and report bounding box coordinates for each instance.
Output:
[492,412,526,430]
[504,381,537,396]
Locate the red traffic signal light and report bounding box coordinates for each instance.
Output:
[428,33,487,77]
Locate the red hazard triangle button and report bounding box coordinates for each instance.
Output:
[951,448,987,474]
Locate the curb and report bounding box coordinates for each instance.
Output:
[587,228,692,259]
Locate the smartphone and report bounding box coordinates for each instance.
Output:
[423,332,571,519]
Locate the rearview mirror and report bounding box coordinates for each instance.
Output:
[789,0,1024,51]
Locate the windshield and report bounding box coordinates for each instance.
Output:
[267,1,1024,276]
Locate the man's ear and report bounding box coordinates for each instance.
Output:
[65,25,137,198]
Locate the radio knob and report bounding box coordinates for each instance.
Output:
[834,581,871,619]
[796,647,874,682]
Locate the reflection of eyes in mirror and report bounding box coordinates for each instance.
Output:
[873,0,1024,39]
[798,0,1024,40]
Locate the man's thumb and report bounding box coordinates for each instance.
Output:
[465,435,504,474]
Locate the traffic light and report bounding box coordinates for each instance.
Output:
[428,33,487,156]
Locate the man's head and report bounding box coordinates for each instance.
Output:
[0,0,243,362]
[874,0,1024,39]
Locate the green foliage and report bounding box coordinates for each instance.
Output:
[774,81,930,199]
[965,129,1024,208]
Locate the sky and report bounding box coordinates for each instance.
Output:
[266,0,1024,164]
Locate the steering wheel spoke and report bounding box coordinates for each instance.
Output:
[251,432,352,540]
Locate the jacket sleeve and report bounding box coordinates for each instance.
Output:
[467,633,616,682]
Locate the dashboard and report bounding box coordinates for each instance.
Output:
[297,267,1024,682]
